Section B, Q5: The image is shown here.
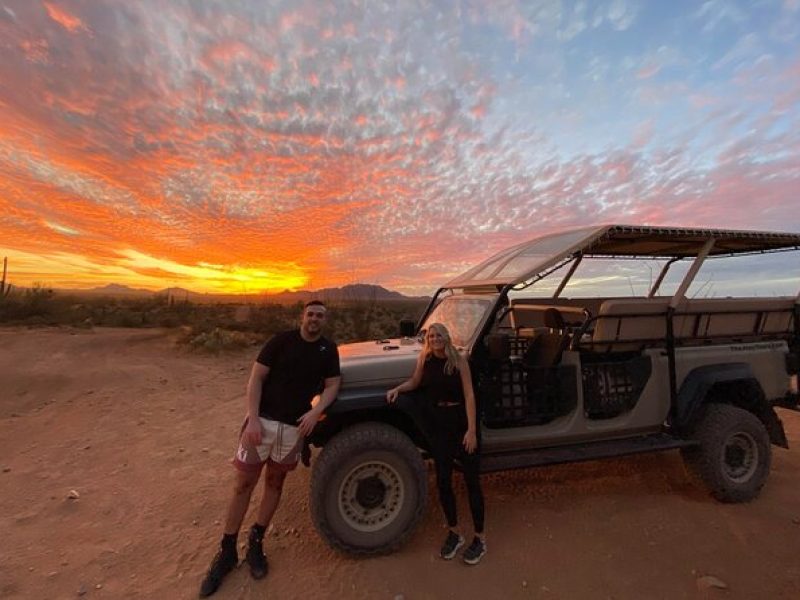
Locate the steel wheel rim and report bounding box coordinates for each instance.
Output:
[722,431,758,483]
[338,460,404,532]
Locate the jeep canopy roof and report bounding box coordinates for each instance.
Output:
[446,224,800,290]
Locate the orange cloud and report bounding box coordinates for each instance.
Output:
[43,2,86,33]
[0,1,798,298]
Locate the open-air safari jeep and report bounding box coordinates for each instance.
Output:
[307,225,800,556]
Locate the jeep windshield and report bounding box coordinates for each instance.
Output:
[446,225,604,289]
[419,295,494,348]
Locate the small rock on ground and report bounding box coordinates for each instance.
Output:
[697,575,728,590]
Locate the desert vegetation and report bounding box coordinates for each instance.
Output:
[1,256,11,298]
[0,285,427,351]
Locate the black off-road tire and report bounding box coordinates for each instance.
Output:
[311,422,427,556]
[681,403,771,503]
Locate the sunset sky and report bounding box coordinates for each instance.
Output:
[1,0,799,295]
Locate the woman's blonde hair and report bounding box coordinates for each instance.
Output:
[423,322,461,375]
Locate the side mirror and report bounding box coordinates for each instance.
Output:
[399,319,416,337]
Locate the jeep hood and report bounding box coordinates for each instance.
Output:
[338,339,421,388]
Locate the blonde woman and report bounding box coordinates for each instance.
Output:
[386,323,486,564]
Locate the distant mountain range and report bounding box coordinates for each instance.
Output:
[55,283,428,303]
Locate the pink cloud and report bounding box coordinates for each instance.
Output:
[631,120,654,148]
[636,63,661,79]
[688,93,719,109]
[19,38,49,63]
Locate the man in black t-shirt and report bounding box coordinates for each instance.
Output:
[199,300,341,598]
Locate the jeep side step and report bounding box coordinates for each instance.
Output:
[479,433,696,473]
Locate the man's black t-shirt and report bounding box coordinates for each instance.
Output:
[256,329,340,425]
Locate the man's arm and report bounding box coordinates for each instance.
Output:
[297,375,341,437]
[243,362,270,445]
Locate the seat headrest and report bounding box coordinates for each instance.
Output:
[544,308,566,330]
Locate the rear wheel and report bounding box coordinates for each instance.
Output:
[681,404,771,503]
[311,422,427,555]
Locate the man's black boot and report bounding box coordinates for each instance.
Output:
[246,524,269,580]
[199,538,238,598]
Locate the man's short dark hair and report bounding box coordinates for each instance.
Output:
[304,300,326,309]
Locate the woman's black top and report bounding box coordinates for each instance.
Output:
[420,354,464,406]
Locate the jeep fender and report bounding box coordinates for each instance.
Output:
[310,390,435,451]
[675,363,788,448]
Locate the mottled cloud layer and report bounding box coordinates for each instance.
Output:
[0,0,798,294]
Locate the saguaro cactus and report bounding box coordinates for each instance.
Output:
[1,256,10,297]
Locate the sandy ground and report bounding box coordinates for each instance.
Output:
[1,327,799,600]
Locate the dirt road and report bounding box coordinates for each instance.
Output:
[1,327,798,599]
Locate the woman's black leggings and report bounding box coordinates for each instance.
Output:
[429,405,485,534]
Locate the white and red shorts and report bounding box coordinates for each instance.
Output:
[232,417,301,473]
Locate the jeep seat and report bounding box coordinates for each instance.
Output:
[522,308,570,369]
[590,296,796,352]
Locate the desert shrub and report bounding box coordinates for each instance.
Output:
[236,303,297,334]
[324,300,427,342]
[0,288,427,343]
[112,308,145,327]
[24,284,56,313]
[183,327,254,353]
[0,284,61,324]
[157,314,182,328]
